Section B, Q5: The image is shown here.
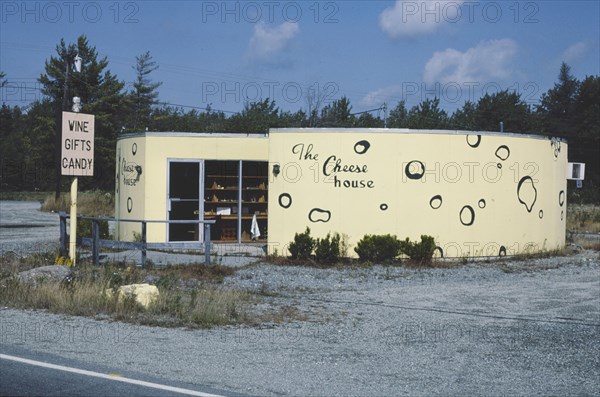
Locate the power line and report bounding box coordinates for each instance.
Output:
[155,102,237,115]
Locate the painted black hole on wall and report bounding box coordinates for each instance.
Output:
[478,199,486,209]
[459,205,475,226]
[466,134,481,148]
[380,203,388,211]
[405,160,425,180]
[309,208,331,223]
[429,195,442,210]
[132,143,137,156]
[499,246,507,256]
[354,140,371,155]
[559,190,565,207]
[278,193,292,209]
[517,176,537,213]
[127,197,133,213]
[495,145,510,161]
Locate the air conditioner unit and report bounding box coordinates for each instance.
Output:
[567,163,585,180]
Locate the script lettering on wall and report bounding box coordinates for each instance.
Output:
[122,142,141,215]
[291,140,377,222]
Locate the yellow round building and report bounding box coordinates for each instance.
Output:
[115,128,568,258]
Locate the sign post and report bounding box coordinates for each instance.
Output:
[61,111,95,265]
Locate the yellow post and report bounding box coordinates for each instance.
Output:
[69,177,78,265]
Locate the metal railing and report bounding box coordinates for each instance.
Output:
[58,212,215,267]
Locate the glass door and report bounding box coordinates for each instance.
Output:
[204,160,239,241]
[167,160,204,242]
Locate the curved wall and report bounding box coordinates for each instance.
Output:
[268,129,567,258]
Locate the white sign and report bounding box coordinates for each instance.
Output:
[567,162,585,181]
[61,111,95,176]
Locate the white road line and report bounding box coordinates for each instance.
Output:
[0,353,225,397]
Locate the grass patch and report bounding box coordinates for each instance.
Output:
[567,204,600,233]
[146,287,253,328]
[40,190,114,217]
[569,235,600,251]
[0,250,58,277]
[0,257,255,329]
[0,191,52,202]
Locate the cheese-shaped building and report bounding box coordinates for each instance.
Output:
[115,129,567,258]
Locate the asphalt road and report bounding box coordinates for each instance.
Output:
[0,344,247,397]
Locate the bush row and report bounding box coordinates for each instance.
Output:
[289,228,342,264]
[288,228,436,264]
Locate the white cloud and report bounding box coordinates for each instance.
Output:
[246,21,299,61]
[379,0,464,39]
[423,39,518,85]
[360,85,403,107]
[561,42,588,63]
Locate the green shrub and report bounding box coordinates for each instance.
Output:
[288,227,315,260]
[354,234,401,263]
[315,232,341,264]
[399,235,436,263]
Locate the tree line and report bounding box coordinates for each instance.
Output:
[1,35,598,199]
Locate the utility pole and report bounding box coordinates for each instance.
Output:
[68,54,82,265]
[55,53,72,200]
[350,103,389,127]
[382,102,388,128]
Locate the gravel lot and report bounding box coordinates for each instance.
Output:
[0,201,59,256]
[1,202,599,395]
[2,249,599,396]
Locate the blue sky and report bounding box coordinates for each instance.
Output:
[1,1,599,116]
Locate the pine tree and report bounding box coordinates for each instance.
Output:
[320,96,354,127]
[38,35,126,193]
[538,62,580,135]
[475,90,532,133]
[227,98,280,133]
[573,75,600,140]
[449,101,477,130]
[387,101,408,128]
[406,97,448,129]
[131,51,162,131]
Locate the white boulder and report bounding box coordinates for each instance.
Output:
[106,283,159,309]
